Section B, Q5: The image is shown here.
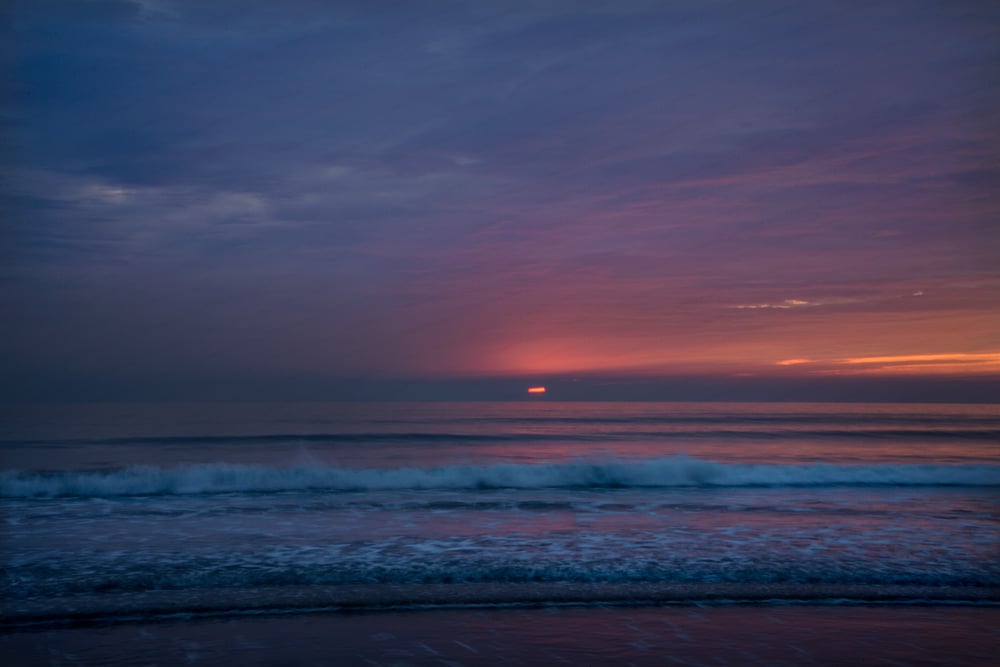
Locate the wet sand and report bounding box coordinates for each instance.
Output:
[3,605,998,666]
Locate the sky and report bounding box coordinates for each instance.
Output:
[2,0,999,402]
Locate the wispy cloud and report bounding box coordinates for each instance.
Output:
[734,299,816,310]
[776,358,811,366]
[776,353,1000,376]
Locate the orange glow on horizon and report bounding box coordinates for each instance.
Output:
[528,386,547,394]
[773,351,1000,375]
[842,352,1000,366]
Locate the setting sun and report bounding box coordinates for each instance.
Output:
[527,386,546,394]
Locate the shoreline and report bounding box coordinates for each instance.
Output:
[4,582,998,628]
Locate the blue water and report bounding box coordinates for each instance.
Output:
[1,402,998,624]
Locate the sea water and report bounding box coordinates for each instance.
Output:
[2,401,997,628]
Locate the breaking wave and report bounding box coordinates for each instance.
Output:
[3,457,998,497]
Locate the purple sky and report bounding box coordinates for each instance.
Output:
[2,0,999,401]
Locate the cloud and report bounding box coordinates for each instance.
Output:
[3,1,999,399]
[844,353,1000,370]
[734,299,816,310]
[774,353,1000,376]
[776,358,811,366]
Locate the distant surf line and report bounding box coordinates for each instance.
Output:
[4,457,998,497]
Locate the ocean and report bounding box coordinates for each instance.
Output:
[1,401,998,665]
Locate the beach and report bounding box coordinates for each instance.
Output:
[4,605,999,666]
[2,401,997,664]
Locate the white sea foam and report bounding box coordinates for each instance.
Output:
[2,457,998,497]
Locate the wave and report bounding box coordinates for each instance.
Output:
[5,583,997,626]
[3,457,998,497]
